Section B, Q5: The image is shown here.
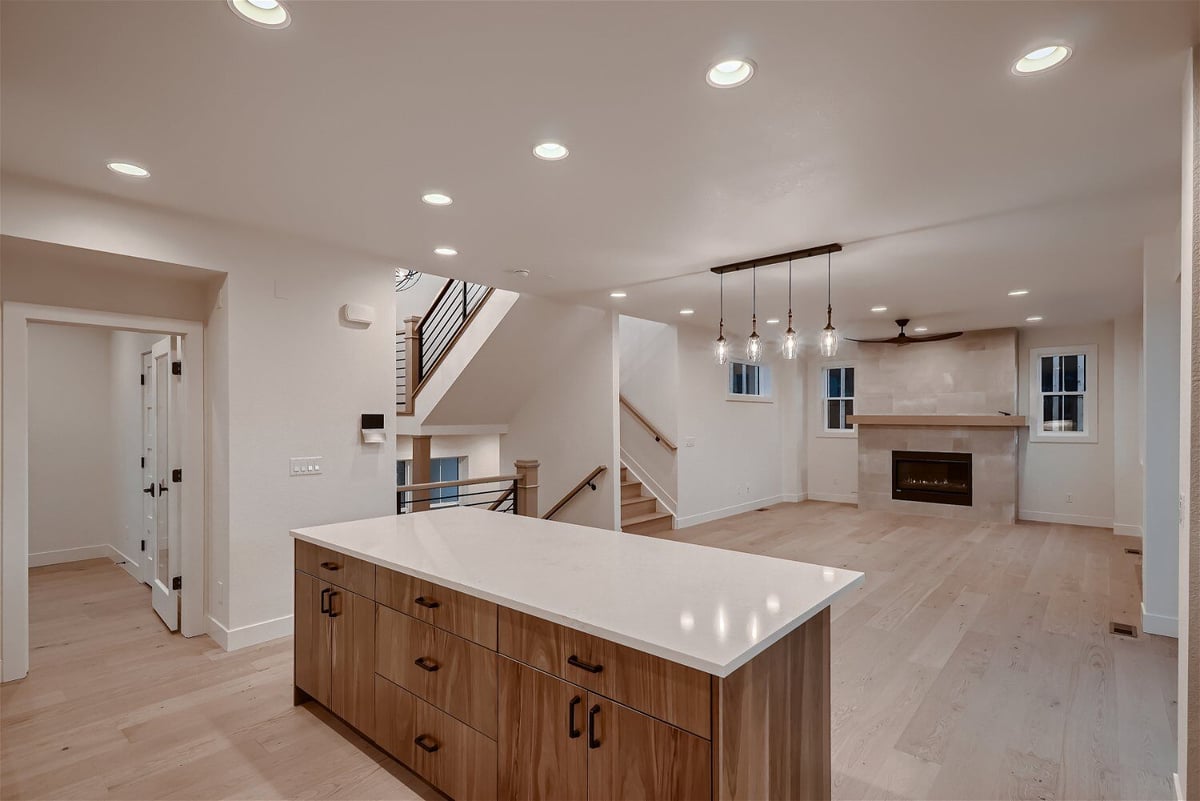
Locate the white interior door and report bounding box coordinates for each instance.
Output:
[150,337,181,631]
[141,351,155,586]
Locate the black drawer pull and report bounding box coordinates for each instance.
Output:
[320,561,340,571]
[320,587,331,615]
[414,596,440,609]
[587,704,601,749]
[414,734,440,753]
[328,591,340,618]
[567,655,603,674]
[414,656,440,672]
[568,695,582,739]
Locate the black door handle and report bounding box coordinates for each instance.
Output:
[158,481,168,494]
[144,485,156,497]
[414,734,440,753]
[320,587,331,615]
[413,656,440,672]
[327,591,340,618]
[568,695,582,739]
[587,704,601,749]
[568,655,603,674]
[414,596,440,609]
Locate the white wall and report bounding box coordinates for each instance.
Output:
[1112,313,1145,536]
[618,315,678,508]
[394,272,452,328]
[1017,321,1117,528]
[500,308,619,530]
[806,341,866,504]
[110,330,163,574]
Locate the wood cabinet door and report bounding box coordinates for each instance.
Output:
[329,587,375,736]
[586,694,711,801]
[498,658,588,801]
[294,571,331,706]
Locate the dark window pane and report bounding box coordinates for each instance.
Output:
[746,365,759,395]
[844,368,854,398]
[845,399,854,428]
[1061,355,1080,392]
[731,363,745,394]
[1041,356,1057,393]
[1043,394,1084,432]
[827,368,841,399]
[827,399,841,430]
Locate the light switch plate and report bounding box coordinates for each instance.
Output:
[290,456,323,476]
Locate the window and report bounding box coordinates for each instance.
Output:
[823,365,855,433]
[727,360,772,401]
[1029,345,1097,442]
[396,456,466,510]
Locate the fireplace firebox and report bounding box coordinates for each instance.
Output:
[892,450,972,506]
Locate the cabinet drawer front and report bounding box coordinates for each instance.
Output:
[586,695,711,801]
[413,693,498,801]
[498,608,711,739]
[377,567,498,649]
[373,675,416,766]
[376,606,498,738]
[295,540,375,598]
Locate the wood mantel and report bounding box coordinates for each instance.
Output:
[846,414,1027,428]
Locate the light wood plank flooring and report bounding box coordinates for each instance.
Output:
[1,502,1179,800]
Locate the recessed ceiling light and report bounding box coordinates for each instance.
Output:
[706,58,756,88]
[511,268,531,278]
[106,161,149,178]
[1026,315,1044,322]
[765,318,780,325]
[609,291,627,298]
[434,247,457,256]
[1008,289,1029,296]
[679,308,695,315]
[228,0,290,28]
[533,142,569,161]
[422,193,452,206]
[870,306,888,313]
[914,326,929,333]
[1013,45,1071,75]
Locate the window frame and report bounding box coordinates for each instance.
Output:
[726,358,773,403]
[819,362,857,438]
[397,455,469,510]
[1028,344,1098,444]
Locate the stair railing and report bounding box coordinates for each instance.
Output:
[543,465,608,520]
[618,395,677,451]
[396,279,494,414]
[397,459,540,516]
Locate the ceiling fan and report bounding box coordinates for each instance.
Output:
[847,318,963,345]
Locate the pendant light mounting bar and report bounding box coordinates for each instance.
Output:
[709,242,842,275]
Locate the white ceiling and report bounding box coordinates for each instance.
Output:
[1,1,1194,339]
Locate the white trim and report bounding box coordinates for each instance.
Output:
[808,492,858,504]
[726,359,773,402]
[1173,773,1183,801]
[1017,509,1113,528]
[619,449,676,516]
[820,363,857,435]
[207,613,294,651]
[28,544,113,567]
[676,494,787,529]
[1112,523,1144,537]
[1141,602,1179,638]
[1028,343,1099,443]
[781,492,808,503]
[401,424,509,436]
[3,303,206,682]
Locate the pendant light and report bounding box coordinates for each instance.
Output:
[818,251,840,357]
[746,264,763,362]
[714,272,729,365]
[782,257,798,360]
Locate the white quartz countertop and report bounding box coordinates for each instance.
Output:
[291,507,864,677]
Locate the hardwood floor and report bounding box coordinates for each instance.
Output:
[1,502,1179,800]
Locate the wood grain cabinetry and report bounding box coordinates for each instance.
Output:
[377,566,498,649]
[586,695,711,801]
[498,658,588,801]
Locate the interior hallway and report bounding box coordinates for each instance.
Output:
[0,502,1179,800]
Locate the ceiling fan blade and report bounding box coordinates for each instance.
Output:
[907,332,963,343]
[846,336,906,344]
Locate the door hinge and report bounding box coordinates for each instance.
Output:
[171,576,182,591]
[140,373,145,385]
[140,456,145,469]
[171,360,182,376]
[172,468,182,483]
[140,539,146,552]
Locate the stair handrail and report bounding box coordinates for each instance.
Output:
[543,465,608,520]
[412,280,494,401]
[618,395,677,452]
[397,472,520,514]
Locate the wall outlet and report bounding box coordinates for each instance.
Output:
[683,437,696,448]
[1066,493,1073,504]
[290,456,323,476]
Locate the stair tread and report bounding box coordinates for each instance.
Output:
[620,495,654,506]
[621,510,673,526]
[620,480,642,488]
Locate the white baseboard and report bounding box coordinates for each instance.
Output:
[207,613,294,651]
[1112,523,1143,537]
[676,495,788,529]
[619,449,676,516]
[781,492,808,503]
[807,492,858,505]
[1017,509,1113,528]
[1141,602,1179,638]
[28,544,118,567]
[1173,772,1183,801]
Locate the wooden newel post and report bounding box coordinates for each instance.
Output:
[404,315,422,410]
[514,459,540,518]
[411,435,432,513]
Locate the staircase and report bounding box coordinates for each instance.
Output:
[619,465,674,535]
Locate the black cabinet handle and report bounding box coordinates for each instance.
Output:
[328,591,340,618]
[414,734,440,753]
[587,704,601,749]
[320,587,331,615]
[568,655,603,674]
[320,561,340,571]
[414,656,440,672]
[414,596,440,609]
[568,695,582,739]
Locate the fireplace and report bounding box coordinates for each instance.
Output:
[892,451,972,506]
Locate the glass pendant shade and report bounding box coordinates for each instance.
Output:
[819,314,840,357]
[818,253,839,357]
[715,333,730,365]
[746,318,763,363]
[782,326,799,360]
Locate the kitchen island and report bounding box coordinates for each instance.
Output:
[291,507,863,801]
